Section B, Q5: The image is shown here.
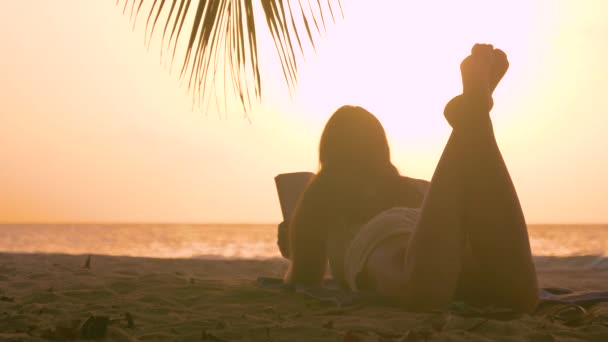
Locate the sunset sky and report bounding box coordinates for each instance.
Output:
[1,0,606,224]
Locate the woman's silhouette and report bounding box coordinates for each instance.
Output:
[282,44,539,312]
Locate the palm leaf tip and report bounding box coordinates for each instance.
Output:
[115,0,343,115]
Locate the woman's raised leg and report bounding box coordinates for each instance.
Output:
[400,44,538,312]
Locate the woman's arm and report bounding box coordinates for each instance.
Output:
[284,178,329,287]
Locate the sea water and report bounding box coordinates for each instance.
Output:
[1,224,607,268]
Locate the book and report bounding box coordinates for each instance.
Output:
[274,172,315,221]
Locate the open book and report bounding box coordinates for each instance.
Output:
[274,172,315,221]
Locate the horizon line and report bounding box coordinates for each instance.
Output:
[1,221,607,226]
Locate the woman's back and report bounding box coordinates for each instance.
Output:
[285,105,427,286]
[321,173,427,288]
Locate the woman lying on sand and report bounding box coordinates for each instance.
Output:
[281,44,539,313]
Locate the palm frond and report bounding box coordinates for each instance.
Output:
[116,0,343,116]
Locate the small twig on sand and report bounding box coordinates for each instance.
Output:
[83,255,91,269]
[125,312,135,329]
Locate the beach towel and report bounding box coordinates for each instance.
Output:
[256,276,608,322]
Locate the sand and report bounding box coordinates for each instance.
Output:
[1,253,608,341]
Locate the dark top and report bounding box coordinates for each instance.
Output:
[276,176,429,277]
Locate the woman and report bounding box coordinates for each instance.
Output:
[282,44,539,313]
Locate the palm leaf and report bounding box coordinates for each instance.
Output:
[116,0,343,116]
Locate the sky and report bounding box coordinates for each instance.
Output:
[0,1,606,224]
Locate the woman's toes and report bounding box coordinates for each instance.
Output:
[472,43,494,57]
[493,48,508,61]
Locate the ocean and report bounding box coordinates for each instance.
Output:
[1,224,607,268]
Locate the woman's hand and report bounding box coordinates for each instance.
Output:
[277,221,290,259]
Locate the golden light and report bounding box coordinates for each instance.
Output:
[0,1,606,223]
[254,1,559,178]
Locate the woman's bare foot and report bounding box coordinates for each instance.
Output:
[489,48,509,93]
[461,43,496,110]
[444,44,509,129]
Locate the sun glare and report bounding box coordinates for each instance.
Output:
[1,0,606,223]
[253,1,555,178]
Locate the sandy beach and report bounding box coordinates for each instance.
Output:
[3,0,608,340]
[1,253,608,341]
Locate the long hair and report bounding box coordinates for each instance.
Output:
[287,105,422,286]
[318,105,397,176]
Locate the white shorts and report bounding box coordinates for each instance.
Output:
[343,207,419,291]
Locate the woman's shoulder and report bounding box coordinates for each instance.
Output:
[400,176,430,196]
